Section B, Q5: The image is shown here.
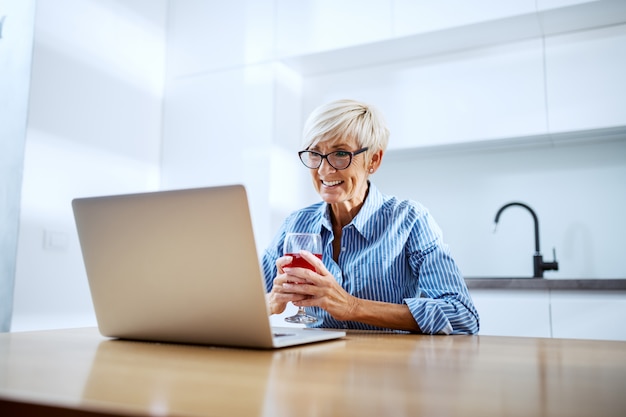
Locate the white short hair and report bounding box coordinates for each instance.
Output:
[302,99,390,153]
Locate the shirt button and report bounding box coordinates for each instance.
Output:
[341,247,346,251]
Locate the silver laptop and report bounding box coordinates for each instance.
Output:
[72,184,345,349]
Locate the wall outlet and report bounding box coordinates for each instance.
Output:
[43,230,69,251]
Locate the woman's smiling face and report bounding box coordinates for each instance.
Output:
[307,136,371,208]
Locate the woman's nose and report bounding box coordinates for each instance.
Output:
[317,158,336,174]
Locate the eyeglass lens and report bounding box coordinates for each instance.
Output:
[300,151,352,170]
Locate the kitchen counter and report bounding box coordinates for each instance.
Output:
[465,278,626,290]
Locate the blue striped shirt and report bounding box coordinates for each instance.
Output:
[262,183,479,335]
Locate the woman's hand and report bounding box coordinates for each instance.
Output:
[267,254,312,315]
[269,251,421,332]
[276,250,360,321]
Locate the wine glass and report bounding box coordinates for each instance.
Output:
[283,232,322,324]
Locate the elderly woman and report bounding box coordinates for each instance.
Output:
[263,99,479,334]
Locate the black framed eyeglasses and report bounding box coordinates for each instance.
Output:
[298,147,369,170]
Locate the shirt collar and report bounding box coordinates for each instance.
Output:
[320,182,384,240]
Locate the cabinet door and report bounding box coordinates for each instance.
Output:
[393,0,536,37]
[546,24,626,133]
[275,0,393,57]
[470,289,551,337]
[303,38,547,150]
[550,290,626,341]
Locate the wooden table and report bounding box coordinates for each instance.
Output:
[1,328,625,417]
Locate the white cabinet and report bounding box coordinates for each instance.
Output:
[275,0,393,57]
[470,289,552,338]
[470,288,626,340]
[282,0,626,151]
[538,0,594,10]
[303,39,547,150]
[393,0,536,38]
[276,0,540,56]
[546,23,626,133]
[550,290,626,341]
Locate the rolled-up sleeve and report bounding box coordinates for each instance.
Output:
[405,228,479,335]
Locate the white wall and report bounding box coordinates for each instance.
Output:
[161,0,309,252]
[376,138,626,279]
[0,0,36,332]
[12,0,167,331]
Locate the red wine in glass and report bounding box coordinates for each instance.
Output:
[283,233,322,324]
[284,253,323,270]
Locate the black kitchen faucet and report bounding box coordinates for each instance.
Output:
[494,202,559,278]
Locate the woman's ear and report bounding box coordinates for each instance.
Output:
[368,149,384,174]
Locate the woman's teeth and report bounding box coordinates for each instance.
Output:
[322,180,342,187]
